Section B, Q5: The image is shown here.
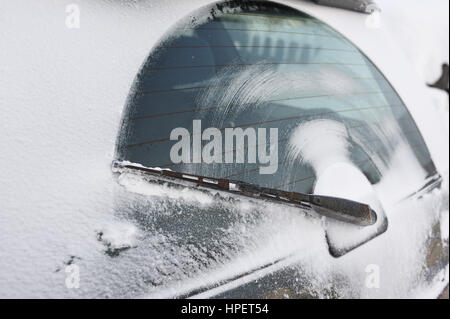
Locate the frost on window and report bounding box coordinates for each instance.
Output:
[116,1,436,196]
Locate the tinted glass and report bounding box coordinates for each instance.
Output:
[117,1,436,194]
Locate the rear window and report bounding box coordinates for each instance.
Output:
[117,0,436,195]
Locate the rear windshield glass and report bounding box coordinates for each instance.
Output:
[117,1,436,195]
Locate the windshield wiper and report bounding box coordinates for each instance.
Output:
[112,161,377,227]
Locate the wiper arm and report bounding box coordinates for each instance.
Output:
[112,161,377,227]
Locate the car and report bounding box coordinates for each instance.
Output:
[0,0,448,299]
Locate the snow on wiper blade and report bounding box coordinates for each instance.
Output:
[112,161,377,227]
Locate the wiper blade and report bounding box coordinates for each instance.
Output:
[112,161,377,226]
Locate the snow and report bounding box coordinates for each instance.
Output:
[117,171,214,205]
[0,0,213,298]
[287,119,351,176]
[98,222,138,251]
[0,0,448,298]
[314,161,387,255]
[411,265,449,299]
[142,199,326,298]
[286,0,449,174]
[375,0,449,85]
[441,210,449,241]
[198,64,364,130]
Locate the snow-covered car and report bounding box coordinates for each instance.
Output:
[0,0,448,299]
